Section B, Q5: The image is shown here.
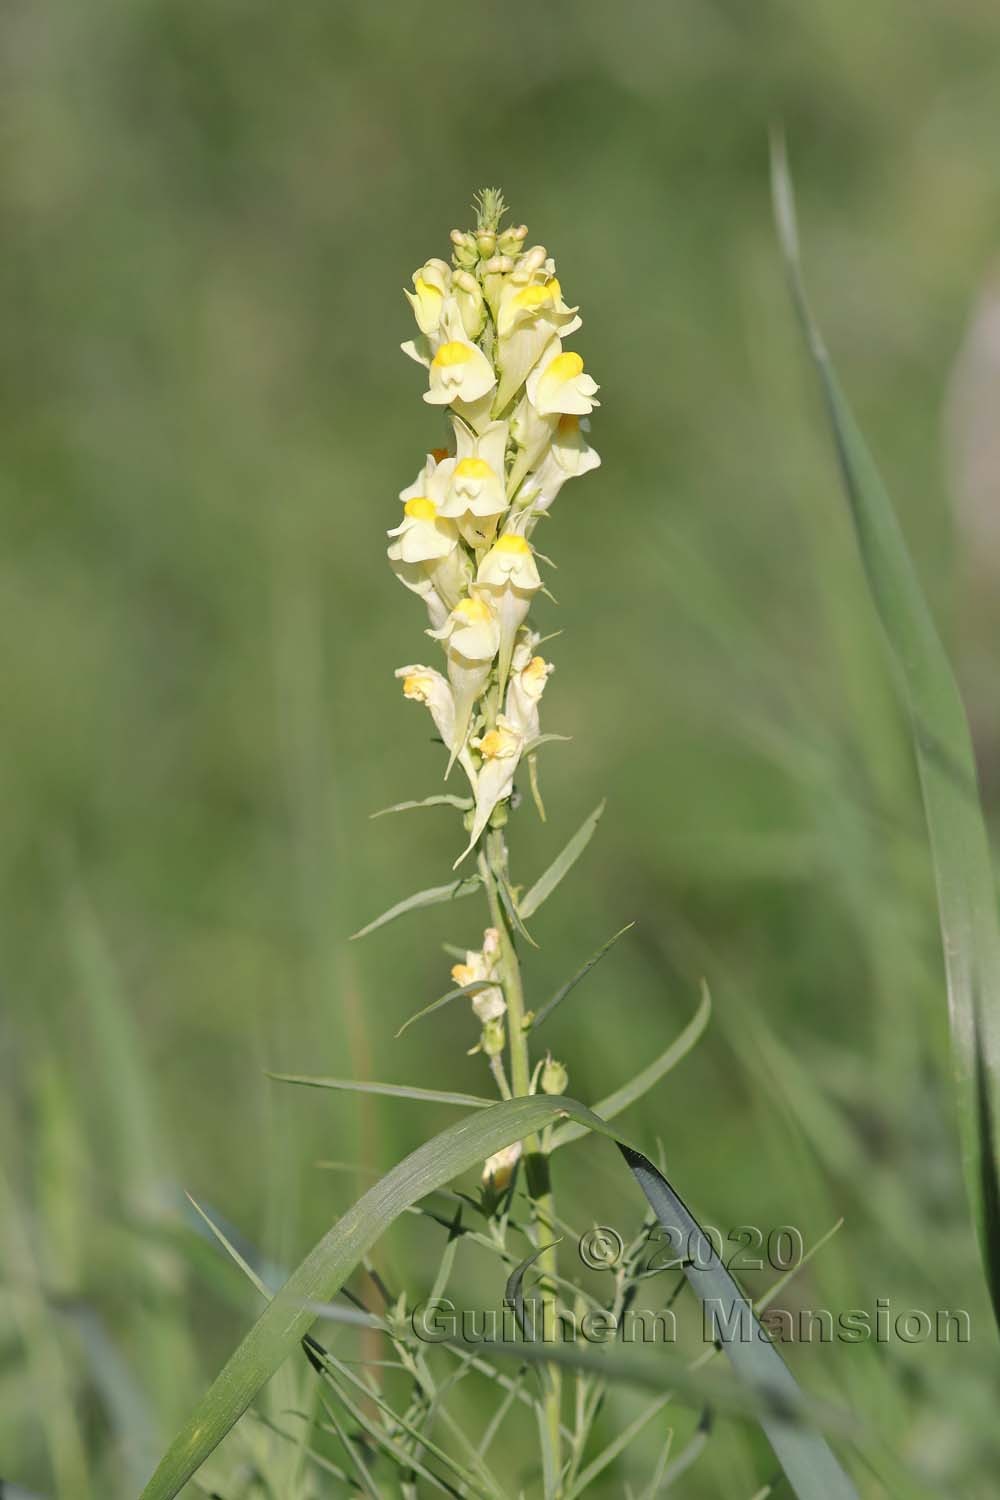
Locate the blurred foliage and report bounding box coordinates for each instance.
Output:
[3,0,1000,1494]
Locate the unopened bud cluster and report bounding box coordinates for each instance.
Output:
[389,190,600,1059]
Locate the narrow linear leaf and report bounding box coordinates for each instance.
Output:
[518,800,605,920]
[499,874,538,948]
[139,1096,609,1499]
[268,1074,493,1109]
[527,753,547,822]
[655,1411,711,1491]
[772,134,1000,1322]
[141,1094,860,1500]
[432,1318,851,1433]
[522,732,572,755]
[756,1218,844,1315]
[621,1145,859,1500]
[395,981,499,1040]
[533,922,636,1030]
[549,982,711,1150]
[314,1345,494,1499]
[321,1395,381,1499]
[371,794,472,819]
[564,1392,673,1500]
[351,876,481,940]
[185,1195,270,1300]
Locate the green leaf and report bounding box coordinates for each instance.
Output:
[621,1144,859,1500]
[498,872,538,948]
[351,876,481,940]
[518,800,606,920]
[370,794,472,819]
[653,1413,711,1492]
[564,1392,673,1500]
[395,981,499,1039]
[139,1097,609,1499]
[532,922,635,1030]
[141,1094,860,1500]
[522,732,572,755]
[431,1313,852,1433]
[549,982,711,1150]
[267,1074,493,1109]
[772,134,1000,1323]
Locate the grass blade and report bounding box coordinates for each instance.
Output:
[139,1095,617,1498]
[532,922,635,1030]
[267,1074,493,1108]
[772,134,1000,1321]
[351,876,482,939]
[518,801,605,920]
[621,1144,859,1500]
[141,1091,862,1500]
[549,982,711,1150]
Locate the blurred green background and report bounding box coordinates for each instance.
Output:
[4,0,1000,1494]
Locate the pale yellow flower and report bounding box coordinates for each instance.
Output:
[404,258,452,337]
[395,664,477,786]
[427,593,501,770]
[424,303,497,409]
[475,535,542,687]
[455,714,525,866]
[526,342,600,416]
[482,1141,522,1190]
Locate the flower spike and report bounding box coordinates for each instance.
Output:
[390,192,599,858]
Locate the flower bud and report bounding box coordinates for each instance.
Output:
[482,1139,521,1188]
[516,245,548,276]
[541,1056,569,1095]
[497,224,528,256]
[450,228,479,269]
[482,254,514,276]
[405,259,451,337]
[452,269,486,339]
[475,230,497,258]
[481,1017,506,1057]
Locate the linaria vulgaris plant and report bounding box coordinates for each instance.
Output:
[140,188,866,1500]
[388,184,601,1480]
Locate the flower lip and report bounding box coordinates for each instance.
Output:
[455,595,493,623]
[513,278,560,311]
[455,457,494,480]
[404,496,438,520]
[402,672,433,700]
[547,351,584,381]
[432,341,475,368]
[494,534,531,555]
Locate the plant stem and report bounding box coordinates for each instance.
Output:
[481,828,563,1494]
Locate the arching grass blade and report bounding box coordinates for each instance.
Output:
[772,133,1000,1324]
